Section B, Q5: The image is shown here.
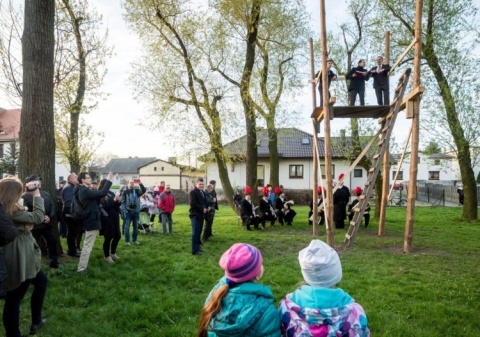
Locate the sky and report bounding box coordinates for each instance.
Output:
[0,0,414,163]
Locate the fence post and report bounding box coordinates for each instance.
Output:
[442,189,445,206]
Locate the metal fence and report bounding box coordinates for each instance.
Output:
[404,181,479,206]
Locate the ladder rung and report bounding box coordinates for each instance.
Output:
[359,195,366,200]
[353,207,360,212]
[381,126,389,133]
[364,181,370,187]
[378,116,386,124]
[373,154,380,160]
[349,221,357,226]
[378,139,385,146]
[390,97,398,106]
[345,233,351,240]
[369,167,375,173]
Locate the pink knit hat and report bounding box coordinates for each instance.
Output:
[219,243,263,283]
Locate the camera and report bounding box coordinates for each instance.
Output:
[26,181,40,192]
[129,201,136,209]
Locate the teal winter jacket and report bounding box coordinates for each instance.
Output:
[205,276,281,337]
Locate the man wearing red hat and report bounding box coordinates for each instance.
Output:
[347,187,370,228]
[240,187,259,230]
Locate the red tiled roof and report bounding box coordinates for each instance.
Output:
[0,108,20,141]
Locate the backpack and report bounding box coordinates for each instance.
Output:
[72,189,85,222]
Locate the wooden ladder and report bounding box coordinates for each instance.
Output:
[345,68,412,247]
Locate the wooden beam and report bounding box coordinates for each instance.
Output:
[399,85,425,111]
[389,38,418,76]
[309,38,319,236]
[311,97,336,122]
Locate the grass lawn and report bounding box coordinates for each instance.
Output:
[15,205,480,336]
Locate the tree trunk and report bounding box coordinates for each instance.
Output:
[20,0,61,252]
[241,0,261,204]
[267,120,279,187]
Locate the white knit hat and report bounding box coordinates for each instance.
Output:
[298,240,342,288]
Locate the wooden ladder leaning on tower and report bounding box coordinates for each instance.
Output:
[344,68,412,247]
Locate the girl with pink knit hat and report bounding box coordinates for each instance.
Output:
[198,243,281,337]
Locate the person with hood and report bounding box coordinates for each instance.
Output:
[197,243,280,337]
[279,240,370,337]
[75,171,113,274]
[158,185,175,234]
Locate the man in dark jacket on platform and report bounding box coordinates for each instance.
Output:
[346,59,370,106]
[370,56,391,105]
[23,175,59,268]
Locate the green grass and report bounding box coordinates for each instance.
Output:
[16,206,480,336]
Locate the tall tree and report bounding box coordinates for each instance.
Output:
[0,140,19,175]
[19,0,56,196]
[378,0,480,220]
[124,0,237,208]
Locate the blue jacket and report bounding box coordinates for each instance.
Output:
[205,276,281,337]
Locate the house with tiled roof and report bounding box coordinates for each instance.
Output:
[100,157,157,185]
[137,158,202,190]
[199,127,370,190]
[0,107,70,182]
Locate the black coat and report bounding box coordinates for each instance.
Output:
[370,64,391,88]
[75,180,112,231]
[346,66,370,91]
[316,69,336,89]
[61,182,76,215]
[0,202,17,247]
[240,199,255,219]
[258,198,271,217]
[100,191,121,238]
[23,190,56,229]
[189,188,207,219]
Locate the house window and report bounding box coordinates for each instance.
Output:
[257,165,265,186]
[353,169,363,178]
[434,159,440,165]
[161,167,164,171]
[289,165,303,179]
[429,171,440,180]
[301,138,310,145]
[418,157,421,163]
[320,164,335,179]
[0,144,3,158]
[154,167,157,171]
[392,171,403,180]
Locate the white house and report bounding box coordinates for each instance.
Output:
[138,159,200,190]
[0,107,70,183]
[200,128,370,191]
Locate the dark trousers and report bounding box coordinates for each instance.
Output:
[260,214,275,228]
[242,216,259,230]
[149,214,156,223]
[349,89,365,106]
[31,226,57,261]
[202,212,214,242]
[191,216,203,254]
[375,86,390,105]
[57,209,67,237]
[65,216,78,255]
[318,86,331,106]
[3,270,47,337]
[103,232,121,258]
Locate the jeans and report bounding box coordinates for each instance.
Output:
[161,213,173,233]
[191,216,203,254]
[123,211,139,243]
[77,230,98,272]
[3,270,47,337]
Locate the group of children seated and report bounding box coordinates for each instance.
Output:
[198,240,370,336]
[234,185,297,231]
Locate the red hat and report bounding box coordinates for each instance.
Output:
[317,186,322,194]
[338,173,344,180]
[244,186,252,195]
[354,187,362,195]
[261,186,269,195]
[274,186,281,194]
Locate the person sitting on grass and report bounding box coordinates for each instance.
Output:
[240,187,260,231]
[279,240,370,337]
[197,243,280,337]
[347,187,370,228]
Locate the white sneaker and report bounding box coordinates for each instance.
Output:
[104,256,114,263]
[110,254,120,261]
[133,241,140,245]
[126,242,131,246]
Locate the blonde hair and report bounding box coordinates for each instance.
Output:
[0,178,24,217]
[197,284,229,337]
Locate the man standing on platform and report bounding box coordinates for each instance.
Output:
[316,59,337,106]
[346,59,370,106]
[370,56,391,105]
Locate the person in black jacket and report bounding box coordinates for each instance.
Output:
[258,193,275,228]
[316,59,337,106]
[369,56,391,105]
[61,173,81,257]
[308,186,325,226]
[0,203,17,247]
[346,59,370,106]
[22,175,59,268]
[189,178,207,255]
[240,187,259,231]
[56,180,67,238]
[347,187,370,228]
[76,171,113,274]
[98,179,122,263]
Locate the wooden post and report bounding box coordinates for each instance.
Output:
[309,38,319,236]
[379,31,391,236]
[319,0,334,246]
[404,0,422,253]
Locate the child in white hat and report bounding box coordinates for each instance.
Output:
[279,240,370,336]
